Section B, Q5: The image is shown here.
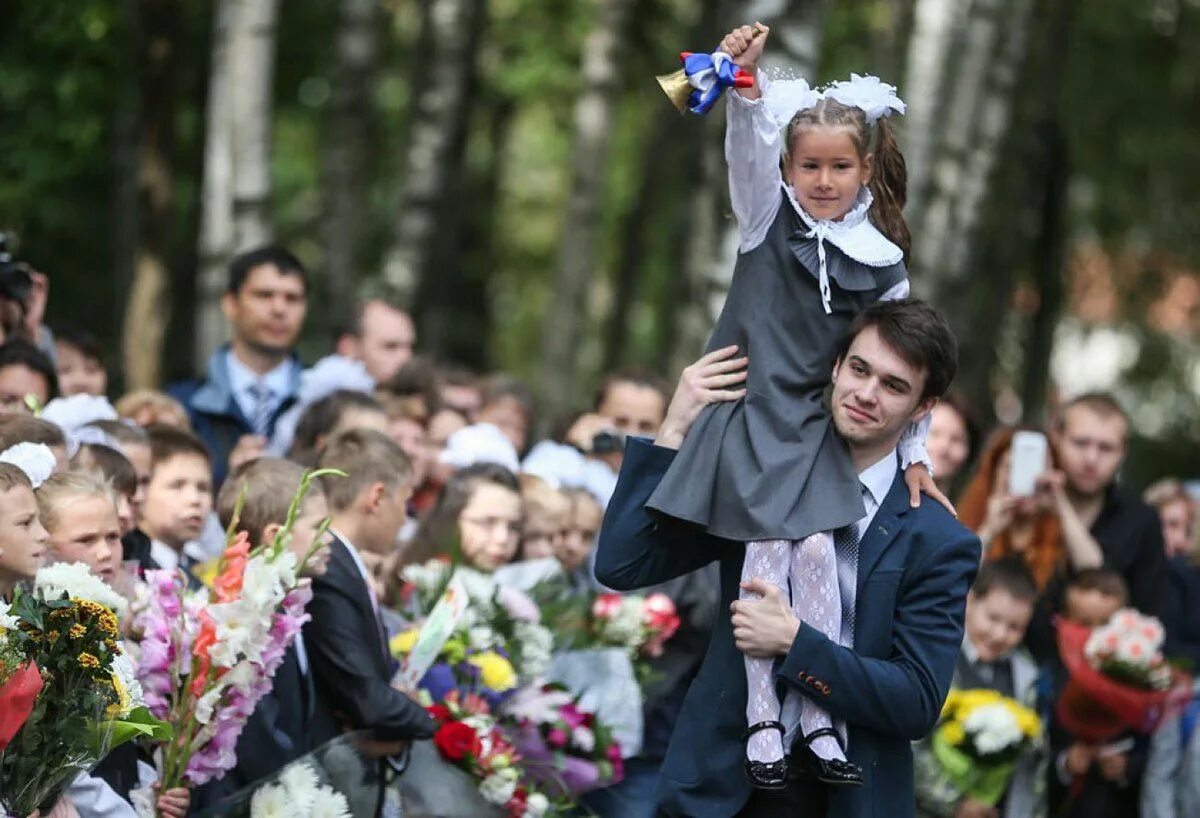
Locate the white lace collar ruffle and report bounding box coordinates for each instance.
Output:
[782,184,903,313]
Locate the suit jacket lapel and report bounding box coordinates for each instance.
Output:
[329,535,389,668]
[855,474,911,597]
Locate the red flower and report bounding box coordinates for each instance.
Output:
[213,530,251,603]
[426,704,451,724]
[434,720,482,762]
[506,787,528,818]
[190,611,219,698]
[592,593,623,620]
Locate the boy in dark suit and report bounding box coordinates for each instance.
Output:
[308,429,436,816]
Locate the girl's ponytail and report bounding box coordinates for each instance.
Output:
[868,117,911,262]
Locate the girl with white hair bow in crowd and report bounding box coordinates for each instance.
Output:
[644,23,953,791]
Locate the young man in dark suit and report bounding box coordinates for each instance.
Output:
[307,429,436,815]
[596,299,981,818]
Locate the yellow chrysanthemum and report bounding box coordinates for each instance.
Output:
[390,629,420,656]
[941,721,966,746]
[107,671,132,720]
[468,651,518,692]
[68,623,87,639]
[78,652,100,669]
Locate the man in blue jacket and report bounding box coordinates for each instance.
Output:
[596,299,981,818]
[169,246,306,486]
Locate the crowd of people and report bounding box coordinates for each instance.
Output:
[2,20,1199,818]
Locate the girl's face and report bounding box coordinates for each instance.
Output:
[457,483,522,572]
[0,484,49,583]
[558,496,603,573]
[927,404,970,482]
[520,506,568,563]
[786,127,871,223]
[47,494,122,584]
[55,342,107,397]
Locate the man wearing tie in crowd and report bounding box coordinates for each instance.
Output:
[168,246,307,487]
[596,300,980,818]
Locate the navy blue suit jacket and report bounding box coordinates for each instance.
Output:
[595,439,981,818]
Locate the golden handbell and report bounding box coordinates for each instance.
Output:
[656,24,766,113]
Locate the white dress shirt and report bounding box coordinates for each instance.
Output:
[836,450,898,644]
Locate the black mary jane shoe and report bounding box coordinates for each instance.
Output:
[793,727,864,787]
[743,721,789,790]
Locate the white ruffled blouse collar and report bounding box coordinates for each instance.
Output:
[782,184,904,313]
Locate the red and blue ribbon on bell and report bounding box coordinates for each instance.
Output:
[656,49,756,115]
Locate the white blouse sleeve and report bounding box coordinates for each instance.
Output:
[726,73,784,253]
[899,411,932,472]
[879,278,910,301]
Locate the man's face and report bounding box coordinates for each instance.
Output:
[0,363,50,415]
[597,382,666,438]
[1054,406,1126,499]
[830,326,932,452]
[221,264,307,356]
[351,301,416,384]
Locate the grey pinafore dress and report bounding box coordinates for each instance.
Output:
[646,190,906,542]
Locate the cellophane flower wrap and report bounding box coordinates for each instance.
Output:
[0,564,166,816]
[425,691,550,818]
[393,560,553,708]
[501,683,624,799]
[128,468,340,792]
[930,688,1041,806]
[1056,610,1192,741]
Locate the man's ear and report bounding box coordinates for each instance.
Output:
[334,333,358,360]
[831,356,843,383]
[261,522,283,547]
[910,395,937,425]
[220,291,236,323]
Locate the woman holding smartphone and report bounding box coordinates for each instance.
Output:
[957,427,1106,661]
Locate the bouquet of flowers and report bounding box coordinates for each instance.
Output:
[502,684,624,799]
[930,688,1041,806]
[1056,609,1192,741]
[129,468,338,791]
[248,760,353,818]
[393,560,554,705]
[0,565,170,816]
[426,691,550,818]
[590,592,681,658]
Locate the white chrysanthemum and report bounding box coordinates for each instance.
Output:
[250,783,290,818]
[278,761,319,810]
[468,626,499,650]
[513,621,553,679]
[963,703,1023,755]
[309,787,352,818]
[524,792,550,818]
[34,562,129,616]
[110,650,145,715]
[0,598,19,630]
[479,772,518,806]
[0,441,57,488]
[571,726,596,753]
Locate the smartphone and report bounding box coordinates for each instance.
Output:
[1008,431,1048,497]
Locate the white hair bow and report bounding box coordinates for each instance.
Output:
[765,72,905,129]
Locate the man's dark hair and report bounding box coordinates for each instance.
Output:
[226,245,308,296]
[971,558,1038,604]
[52,325,105,366]
[592,369,670,413]
[837,299,957,402]
[1056,392,1129,434]
[1065,567,1129,605]
[291,389,384,460]
[146,423,212,469]
[0,339,58,399]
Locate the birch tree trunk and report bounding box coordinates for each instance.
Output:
[229,0,279,249]
[194,0,235,371]
[193,0,279,369]
[318,0,381,335]
[122,0,181,389]
[382,0,485,304]
[535,0,633,423]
